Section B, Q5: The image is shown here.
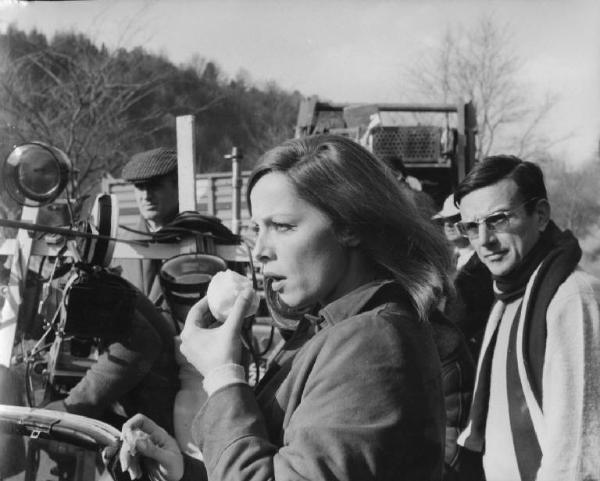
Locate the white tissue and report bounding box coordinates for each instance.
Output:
[207,269,259,322]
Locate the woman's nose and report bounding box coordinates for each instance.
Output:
[252,232,273,264]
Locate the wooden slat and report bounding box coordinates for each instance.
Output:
[176,116,197,211]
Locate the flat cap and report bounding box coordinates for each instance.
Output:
[121,147,177,182]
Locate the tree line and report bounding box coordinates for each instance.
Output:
[0,25,302,204]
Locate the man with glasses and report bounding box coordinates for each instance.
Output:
[433,194,494,359]
[454,155,600,481]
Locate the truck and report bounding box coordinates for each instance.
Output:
[294,96,478,208]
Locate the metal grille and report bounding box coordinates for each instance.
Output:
[371,126,442,163]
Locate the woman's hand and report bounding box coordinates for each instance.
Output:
[119,414,184,481]
[179,288,255,376]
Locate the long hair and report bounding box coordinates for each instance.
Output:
[247,134,453,321]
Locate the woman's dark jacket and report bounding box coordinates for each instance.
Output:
[184,280,445,481]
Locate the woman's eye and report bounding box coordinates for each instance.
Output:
[273,222,294,232]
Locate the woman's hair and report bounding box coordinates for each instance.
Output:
[454,155,547,214]
[247,134,453,321]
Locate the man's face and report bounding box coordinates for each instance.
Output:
[459,178,547,277]
[439,215,463,244]
[133,174,179,227]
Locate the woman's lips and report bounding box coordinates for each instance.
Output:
[265,275,286,292]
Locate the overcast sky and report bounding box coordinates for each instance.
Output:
[1,0,599,165]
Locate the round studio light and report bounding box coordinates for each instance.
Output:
[3,142,72,206]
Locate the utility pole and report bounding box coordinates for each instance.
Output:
[225,147,243,235]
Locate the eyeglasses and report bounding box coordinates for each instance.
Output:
[455,198,539,239]
[433,214,461,227]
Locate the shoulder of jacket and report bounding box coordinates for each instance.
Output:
[316,301,418,346]
[550,267,600,303]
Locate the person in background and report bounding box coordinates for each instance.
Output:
[391,155,437,219]
[387,170,475,479]
[404,194,476,480]
[427,309,474,481]
[433,194,474,272]
[119,134,453,481]
[454,155,600,481]
[433,194,494,358]
[44,148,181,435]
[119,147,181,293]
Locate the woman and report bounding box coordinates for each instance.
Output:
[120,135,454,481]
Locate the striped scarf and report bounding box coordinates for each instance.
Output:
[458,221,581,481]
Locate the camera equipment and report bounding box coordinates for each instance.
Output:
[159,253,228,325]
[62,267,137,339]
[0,142,267,406]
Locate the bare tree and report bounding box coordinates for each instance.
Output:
[408,16,560,160]
[538,154,600,240]
[0,32,170,201]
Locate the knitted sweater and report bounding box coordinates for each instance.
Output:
[463,267,600,481]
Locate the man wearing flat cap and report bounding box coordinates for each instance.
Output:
[45,148,181,436]
[122,147,180,234]
[119,147,180,296]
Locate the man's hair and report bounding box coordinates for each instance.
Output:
[455,155,548,213]
[247,134,453,320]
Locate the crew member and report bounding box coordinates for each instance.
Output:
[45,148,181,434]
[455,155,600,481]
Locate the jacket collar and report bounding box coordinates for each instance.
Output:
[306,279,397,330]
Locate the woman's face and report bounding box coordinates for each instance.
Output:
[250,172,357,309]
